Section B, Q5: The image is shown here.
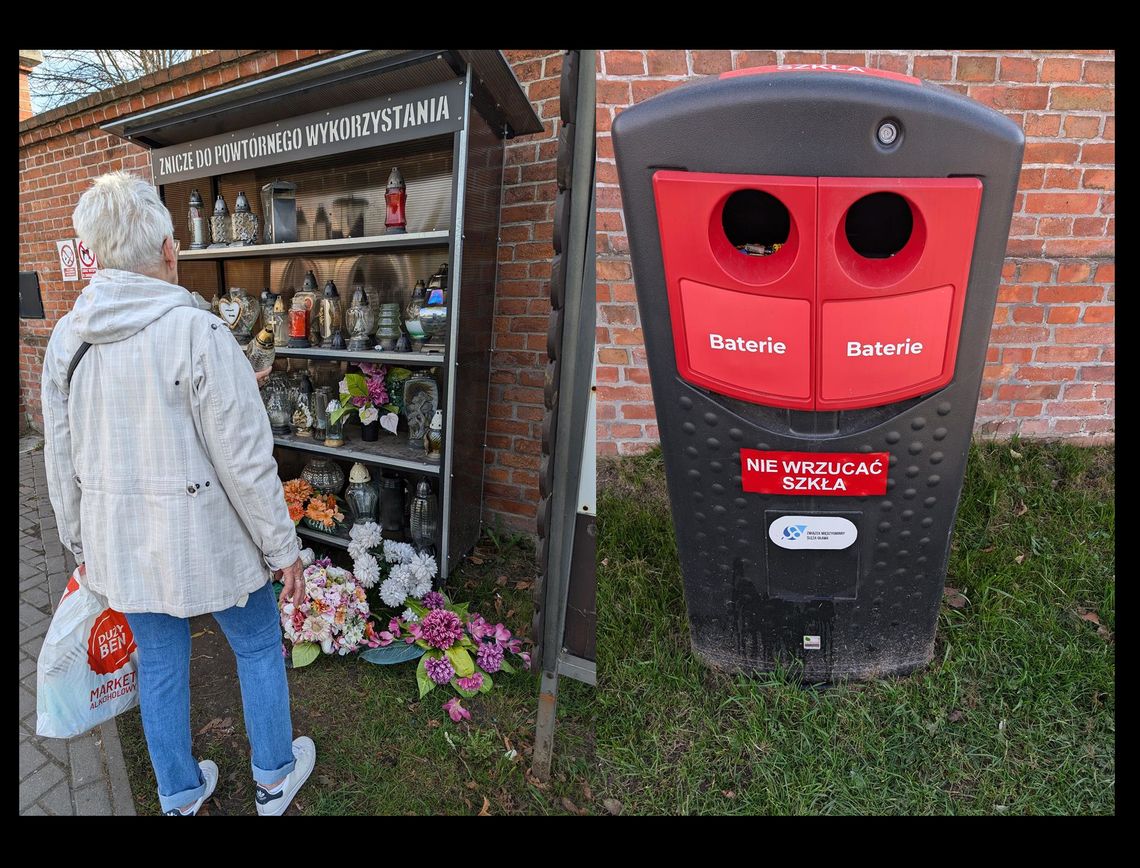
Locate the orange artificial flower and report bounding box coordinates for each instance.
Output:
[287,501,304,524]
[305,494,344,529]
[284,478,315,503]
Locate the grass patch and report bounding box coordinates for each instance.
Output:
[596,440,1114,815]
[117,534,596,815]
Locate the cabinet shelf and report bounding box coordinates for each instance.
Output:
[273,429,440,475]
[179,230,450,261]
[296,525,351,550]
[275,347,445,366]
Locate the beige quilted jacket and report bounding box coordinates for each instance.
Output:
[41,269,299,617]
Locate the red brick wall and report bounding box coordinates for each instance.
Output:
[597,50,1115,454]
[486,50,562,531]
[19,49,559,533]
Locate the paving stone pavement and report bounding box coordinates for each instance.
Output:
[19,438,136,816]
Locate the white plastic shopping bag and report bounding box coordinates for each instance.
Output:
[36,567,139,739]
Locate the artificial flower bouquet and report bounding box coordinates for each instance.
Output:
[282,478,345,533]
[347,522,438,619]
[329,363,399,433]
[377,592,531,722]
[280,544,383,668]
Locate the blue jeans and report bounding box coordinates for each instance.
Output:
[124,581,296,812]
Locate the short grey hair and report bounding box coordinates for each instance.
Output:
[72,172,174,273]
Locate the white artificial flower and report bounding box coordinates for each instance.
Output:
[338,378,349,396]
[349,522,384,549]
[299,548,316,568]
[401,607,420,623]
[380,412,399,434]
[382,539,416,564]
[388,563,414,595]
[326,566,348,582]
[303,615,331,642]
[347,541,367,561]
[321,636,334,655]
[353,553,380,589]
[379,576,407,608]
[359,406,379,425]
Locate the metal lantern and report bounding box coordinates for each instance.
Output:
[404,279,428,350]
[419,262,449,353]
[385,167,407,234]
[345,462,379,526]
[230,191,259,246]
[188,189,208,250]
[288,294,311,348]
[375,302,402,352]
[346,286,376,351]
[409,478,438,553]
[260,180,297,245]
[318,280,343,348]
[208,193,231,248]
[259,289,276,332]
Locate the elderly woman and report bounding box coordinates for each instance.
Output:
[41,172,315,816]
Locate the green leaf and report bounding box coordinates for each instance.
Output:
[344,373,369,397]
[382,403,400,415]
[449,676,479,698]
[329,403,358,425]
[446,645,475,677]
[478,670,493,693]
[459,635,478,650]
[416,653,437,698]
[406,599,428,619]
[359,643,425,665]
[498,658,515,674]
[291,642,320,668]
[415,639,431,650]
[450,602,470,619]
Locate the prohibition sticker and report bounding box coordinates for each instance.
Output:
[56,240,79,281]
[77,238,99,279]
[741,449,890,496]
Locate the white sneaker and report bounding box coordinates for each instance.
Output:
[164,759,218,816]
[255,736,316,816]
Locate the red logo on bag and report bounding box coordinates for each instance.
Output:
[87,610,136,676]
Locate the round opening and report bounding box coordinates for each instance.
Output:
[721,190,791,252]
[836,192,926,288]
[710,189,798,285]
[844,192,913,258]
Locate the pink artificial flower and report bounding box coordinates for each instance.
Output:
[405,622,423,644]
[457,673,483,692]
[388,618,403,636]
[443,697,471,723]
[377,631,396,647]
[518,651,532,670]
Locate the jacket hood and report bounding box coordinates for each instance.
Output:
[69,268,199,345]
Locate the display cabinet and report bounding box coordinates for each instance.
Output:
[104,50,542,578]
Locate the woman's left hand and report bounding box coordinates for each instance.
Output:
[255,368,271,389]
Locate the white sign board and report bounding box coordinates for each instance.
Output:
[768,515,859,550]
[56,240,79,282]
[76,239,99,280]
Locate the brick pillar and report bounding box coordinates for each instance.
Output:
[19,50,42,121]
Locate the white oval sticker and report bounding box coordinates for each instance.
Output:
[769,515,858,550]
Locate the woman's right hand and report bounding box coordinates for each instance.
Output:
[255,368,271,389]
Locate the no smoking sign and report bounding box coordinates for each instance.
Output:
[77,239,99,279]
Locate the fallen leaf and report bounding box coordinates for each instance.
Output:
[943,588,968,609]
[1014,502,1029,517]
[318,775,333,786]
[980,545,996,553]
[602,798,623,816]
[478,796,491,816]
[470,556,485,565]
[514,581,533,591]
[582,781,593,802]
[1009,449,1022,460]
[1014,554,1025,564]
[1078,609,1101,626]
[496,575,508,587]
[196,717,224,735]
[948,710,965,723]
[601,558,609,567]
[561,797,582,814]
[723,789,736,798]
[466,781,478,790]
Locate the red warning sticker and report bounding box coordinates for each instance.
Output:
[741,449,890,496]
